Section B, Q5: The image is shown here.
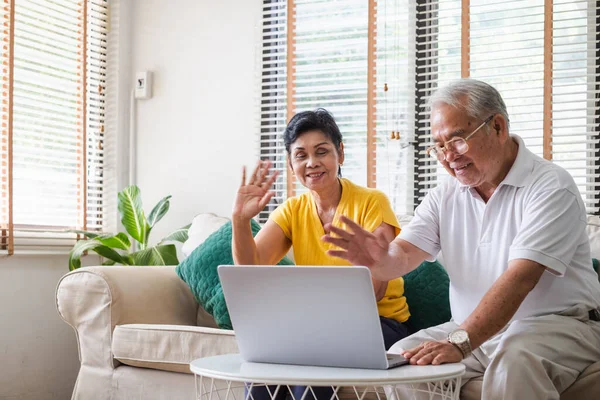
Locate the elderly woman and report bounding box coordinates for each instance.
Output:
[232,109,411,400]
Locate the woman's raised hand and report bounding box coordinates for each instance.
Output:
[232,160,279,220]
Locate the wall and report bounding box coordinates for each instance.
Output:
[131,0,263,242]
[0,256,82,400]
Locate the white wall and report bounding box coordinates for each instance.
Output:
[0,256,80,400]
[131,0,263,242]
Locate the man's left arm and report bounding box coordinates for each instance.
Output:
[403,259,545,365]
[460,259,545,350]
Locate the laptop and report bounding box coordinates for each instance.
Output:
[217,265,409,370]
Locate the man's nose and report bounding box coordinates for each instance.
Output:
[306,155,319,167]
[443,148,459,162]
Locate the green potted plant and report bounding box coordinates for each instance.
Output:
[68,185,190,270]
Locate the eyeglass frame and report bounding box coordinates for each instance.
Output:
[426,114,495,161]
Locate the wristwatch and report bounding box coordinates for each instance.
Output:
[448,329,472,359]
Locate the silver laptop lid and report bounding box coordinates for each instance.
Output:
[218,265,389,369]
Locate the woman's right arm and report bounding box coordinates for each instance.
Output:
[233,219,291,265]
[231,160,291,265]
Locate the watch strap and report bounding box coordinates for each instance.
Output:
[448,330,472,359]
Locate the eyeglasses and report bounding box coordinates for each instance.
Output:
[426,115,495,162]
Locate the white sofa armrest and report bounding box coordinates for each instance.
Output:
[56,265,199,371]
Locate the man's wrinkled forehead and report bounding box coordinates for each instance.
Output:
[430,103,470,142]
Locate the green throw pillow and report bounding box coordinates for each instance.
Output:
[176,220,294,329]
[403,260,451,332]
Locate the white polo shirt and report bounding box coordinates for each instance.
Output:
[400,135,600,325]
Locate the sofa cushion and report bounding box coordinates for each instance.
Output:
[587,215,600,259]
[181,213,230,259]
[561,361,600,400]
[403,260,452,332]
[460,361,600,400]
[176,220,294,329]
[112,324,238,374]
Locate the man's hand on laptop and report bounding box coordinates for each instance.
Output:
[401,340,463,365]
[322,215,389,273]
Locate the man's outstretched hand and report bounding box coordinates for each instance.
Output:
[322,215,390,280]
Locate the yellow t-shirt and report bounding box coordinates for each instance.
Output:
[270,178,410,323]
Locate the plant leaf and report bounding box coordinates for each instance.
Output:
[94,245,131,266]
[102,259,116,266]
[95,232,131,250]
[67,229,100,239]
[129,244,179,266]
[144,195,172,245]
[147,195,171,228]
[159,223,191,244]
[69,240,101,271]
[118,185,149,246]
[68,240,126,271]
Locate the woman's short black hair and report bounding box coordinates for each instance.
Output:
[283,108,343,155]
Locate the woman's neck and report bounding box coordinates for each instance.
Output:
[311,178,343,214]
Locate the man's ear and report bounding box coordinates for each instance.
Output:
[287,155,294,175]
[339,142,345,165]
[494,115,509,142]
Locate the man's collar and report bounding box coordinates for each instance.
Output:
[459,135,532,192]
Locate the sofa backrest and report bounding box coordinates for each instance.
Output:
[183,213,600,329]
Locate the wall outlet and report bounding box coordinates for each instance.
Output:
[135,71,152,99]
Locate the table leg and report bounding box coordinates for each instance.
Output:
[388,376,463,400]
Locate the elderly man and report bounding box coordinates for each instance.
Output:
[323,79,600,399]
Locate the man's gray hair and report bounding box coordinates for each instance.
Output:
[427,78,510,130]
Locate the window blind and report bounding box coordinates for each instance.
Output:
[0,0,109,254]
[258,0,288,223]
[550,0,600,213]
[415,0,600,213]
[375,0,415,214]
[414,0,461,203]
[292,0,371,193]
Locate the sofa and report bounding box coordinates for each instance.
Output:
[56,213,600,400]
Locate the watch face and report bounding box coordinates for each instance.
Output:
[451,330,468,343]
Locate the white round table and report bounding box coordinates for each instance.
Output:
[190,354,465,400]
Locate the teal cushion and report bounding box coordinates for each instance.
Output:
[176,220,293,329]
[593,258,599,274]
[403,260,451,332]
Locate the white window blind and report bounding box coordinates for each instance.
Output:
[551,0,600,213]
[375,0,415,214]
[292,0,371,195]
[258,0,288,223]
[414,0,461,203]
[415,0,600,213]
[471,0,545,154]
[0,0,109,254]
